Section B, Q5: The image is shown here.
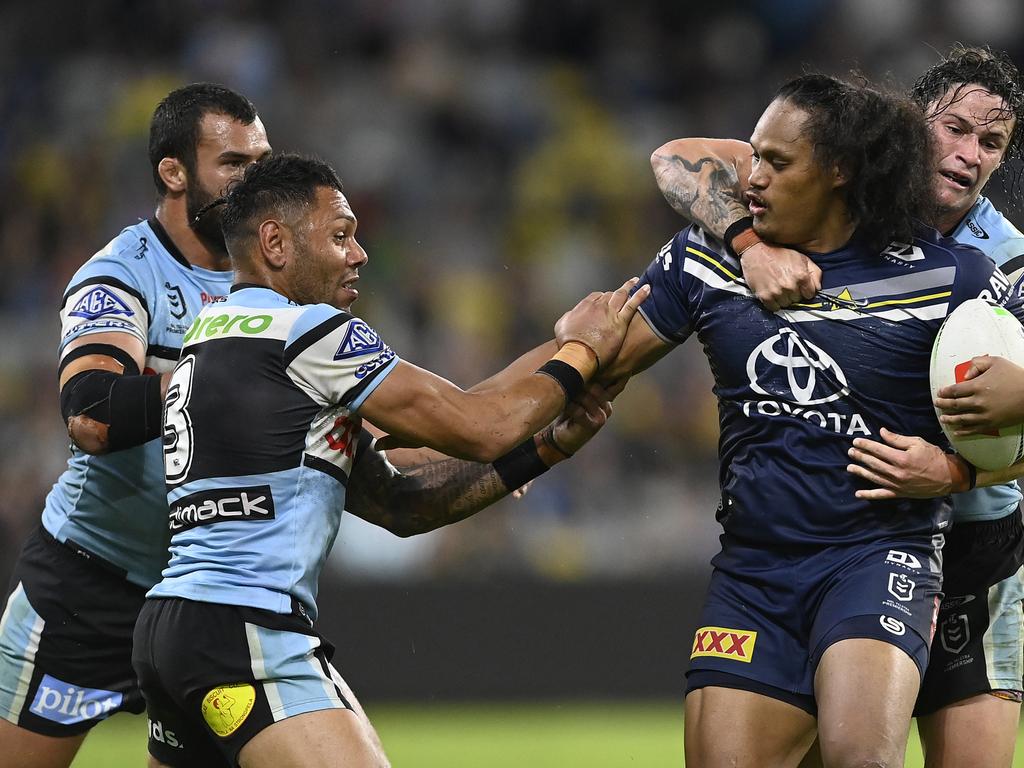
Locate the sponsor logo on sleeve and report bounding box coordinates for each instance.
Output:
[168,486,275,533]
[690,626,756,662]
[201,684,256,737]
[29,674,122,725]
[69,286,135,320]
[334,320,384,360]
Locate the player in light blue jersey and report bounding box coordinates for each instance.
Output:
[651,45,1024,768]
[0,84,271,768]
[132,154,644,768]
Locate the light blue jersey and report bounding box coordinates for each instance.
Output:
[149,286,399,619]
[950,196,1024,522]
[42,219,233,586]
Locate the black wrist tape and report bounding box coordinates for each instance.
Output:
[60,369,163,451]
[536,360,584,403]
[492,437,550,491]
[723,216,755,258]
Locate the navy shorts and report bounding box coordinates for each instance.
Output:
[686,532,943,714]
[0,526,147,735]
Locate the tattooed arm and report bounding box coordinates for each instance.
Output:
[650,138,752,239]
[347,383,616,536]
[651,138,821,310]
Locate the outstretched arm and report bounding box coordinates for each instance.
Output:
[651,138,821,310]
[363,278,647,462]
[348,383,616,536]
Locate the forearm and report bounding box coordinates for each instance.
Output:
[650,138,750,239]
[349,436,565,536]
[977,460,1024,488]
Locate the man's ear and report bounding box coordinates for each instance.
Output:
[258,219,289,270]
[158,157,187,194]
[831,161,848,190]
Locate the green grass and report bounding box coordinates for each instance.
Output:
[69,702,1024,767]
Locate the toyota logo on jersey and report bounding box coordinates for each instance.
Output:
[746,328,851,405]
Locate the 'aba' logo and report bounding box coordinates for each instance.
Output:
[69,287,134,320]
[335,320,384,361]
[746,328,850,405]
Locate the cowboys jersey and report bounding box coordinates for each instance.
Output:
[637,224,1013,546]
[43,219,232,587]
[949,195,1024,522]
[149,285,399,619]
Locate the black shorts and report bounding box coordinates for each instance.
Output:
[916,509,1024,716]
[133,596,354,767]
[0,526,147,735]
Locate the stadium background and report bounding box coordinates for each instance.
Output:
[1,1,1023,764]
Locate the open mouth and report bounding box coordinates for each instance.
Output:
[939,170,972,189]
[746,192,767,216]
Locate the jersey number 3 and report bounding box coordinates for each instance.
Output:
[164,354,196,484]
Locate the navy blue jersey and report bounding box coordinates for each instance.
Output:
[637,225,1012,547]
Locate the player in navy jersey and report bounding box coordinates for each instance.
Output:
[132,154,644,768]
[595,74,1015,767]
[0,84,271,768]
[651,45,1024,767]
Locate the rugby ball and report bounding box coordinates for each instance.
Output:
[930,298,1024,470]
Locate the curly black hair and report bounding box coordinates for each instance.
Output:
[221,153,344,250]
[775,74,935,252]
[911,44,1024,195]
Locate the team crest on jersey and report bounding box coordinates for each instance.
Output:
[334,320,383,360]
[69,286,134,320]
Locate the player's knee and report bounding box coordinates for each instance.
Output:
[148,756,174,768]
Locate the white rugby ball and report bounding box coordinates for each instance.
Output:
[930,298,1024,470]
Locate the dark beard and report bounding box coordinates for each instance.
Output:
[186,183,228,254]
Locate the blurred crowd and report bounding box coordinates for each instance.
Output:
[1,0,1022,583]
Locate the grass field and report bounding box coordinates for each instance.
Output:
[69,702,1024,767]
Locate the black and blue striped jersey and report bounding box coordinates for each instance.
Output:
[150,285,399,619]
[637,224,1014,546]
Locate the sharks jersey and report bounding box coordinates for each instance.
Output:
[149,286,399,619]
[949,196,1024,522]
[42,219,232,587]
[638,224,1013,546]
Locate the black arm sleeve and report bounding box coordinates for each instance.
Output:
[60,369,164,451]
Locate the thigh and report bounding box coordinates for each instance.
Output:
[918,693,1020,768]
[238,709,387,768]
[0,527,146,738]
[684,686,815,768]
[0,718,85,768]
[814,638,920,767]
